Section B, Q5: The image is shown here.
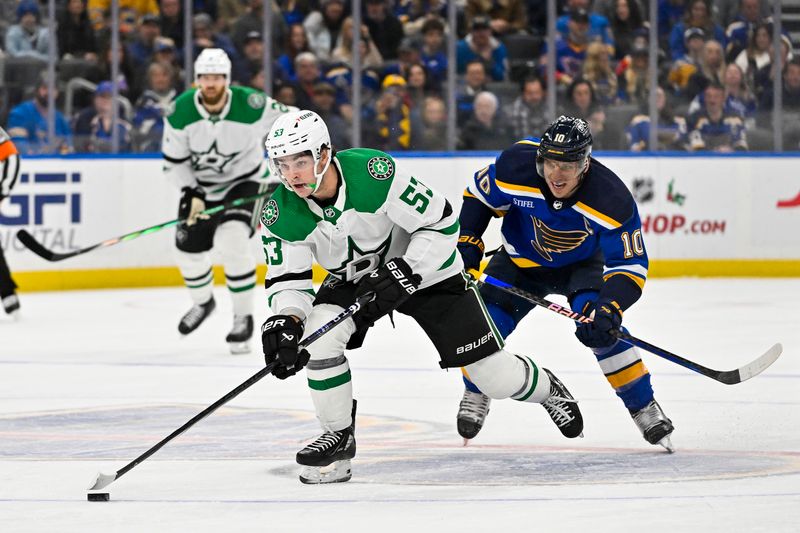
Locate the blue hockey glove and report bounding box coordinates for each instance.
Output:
[353,258,421,328]
[457,232,485,272]
[575,299,622,348]
[261,315,310,379]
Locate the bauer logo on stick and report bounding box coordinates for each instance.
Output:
[367,157,394,180]
[261,199,279,226]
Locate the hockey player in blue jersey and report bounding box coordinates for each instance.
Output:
[456,115,675,452]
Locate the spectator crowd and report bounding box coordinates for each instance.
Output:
[0,0,797,154]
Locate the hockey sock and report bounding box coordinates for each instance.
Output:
[464,350,551,403]
[176,250,214,304]
[307,355,354,432]
[215,221,256,316]
[226,269,255,315]
[593,336,654,412]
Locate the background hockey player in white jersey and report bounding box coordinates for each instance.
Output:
[0,127,21,318]
[259,110,584,484]
[162,48,295,353]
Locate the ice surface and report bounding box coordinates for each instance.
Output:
[1,279,798,532]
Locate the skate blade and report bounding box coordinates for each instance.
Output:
[228,341,251,355]
[299,460,352,484]
[658,435,675,453]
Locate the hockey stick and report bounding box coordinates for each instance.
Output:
[88,292,373,493]
[17,191,271,262]
[478,273,783,385]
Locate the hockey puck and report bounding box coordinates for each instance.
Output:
[87,492,110,502]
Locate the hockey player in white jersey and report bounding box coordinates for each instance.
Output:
[162,48,295,353]
[259,110,585,484]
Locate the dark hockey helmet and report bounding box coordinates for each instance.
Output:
[536,115,593,177]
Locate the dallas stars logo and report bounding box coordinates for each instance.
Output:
[261,199,279,226]
[367,156,394,180]
[191,140,238,173]
[328,234,392,281]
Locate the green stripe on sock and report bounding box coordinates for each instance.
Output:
[516,356,540,402]
[308,369,351,391]
[227,283,256,293]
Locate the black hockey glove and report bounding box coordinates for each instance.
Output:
[575,299,623,348]
[178,187,209,226]
[353,258,422,328]
[457,232,485,273]
[261,315,310,380]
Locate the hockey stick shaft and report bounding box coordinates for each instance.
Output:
[88,293,372,492]
[18,191,271,262]
[478,273,782,385]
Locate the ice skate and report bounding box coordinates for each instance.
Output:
[457,389,491,443]
[178,297,216,335]
[632,400,675,452]
[297,401,357,484]
[2,293,20,319]
[225,314,253,354]
[541,368,584,438]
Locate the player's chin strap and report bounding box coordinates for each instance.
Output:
[471,272,782,385]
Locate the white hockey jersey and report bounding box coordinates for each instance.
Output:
[261,148,463,320]
[162,86,295,200]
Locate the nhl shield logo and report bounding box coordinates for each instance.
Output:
[553,200,563,210]
[367,157,394,180]
[261,199,279,226]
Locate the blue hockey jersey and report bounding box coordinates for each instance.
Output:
[462,138,648,310]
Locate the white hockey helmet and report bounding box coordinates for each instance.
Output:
[194,48,232,85]
[265,110,332,192]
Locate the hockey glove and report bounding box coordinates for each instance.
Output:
[575,299,623,348]
[457,232,485,272]
[261,315,310,380]
[353,258,422,328]
[178,187,209,226]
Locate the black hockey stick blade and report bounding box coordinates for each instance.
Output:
[478,273,784,385]
[86,292,373,493]
[712,342,782,385]
[16,229,99,261]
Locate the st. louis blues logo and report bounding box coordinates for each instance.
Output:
[530,216,591,262]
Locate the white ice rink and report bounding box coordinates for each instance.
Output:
[1,278,798,532]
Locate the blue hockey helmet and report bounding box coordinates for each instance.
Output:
[536,115,593,177]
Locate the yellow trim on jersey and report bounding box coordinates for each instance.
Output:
[516,139,540,146]
[463,189,478,199]
[461,367,473,381]
[604,271,646,290]
[510,256,542,268]
[495,179,543,196]
[573,201,623,229]
[606,361,649,389]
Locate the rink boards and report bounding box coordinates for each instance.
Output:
[1,153,798,291]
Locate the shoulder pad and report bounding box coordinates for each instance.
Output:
[494,139,540,187]
[261,187,320,242]
[577,158,635,227]
[336,149,395,212]
[166,89,201,129]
